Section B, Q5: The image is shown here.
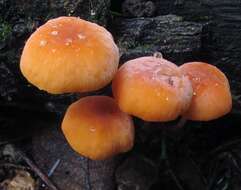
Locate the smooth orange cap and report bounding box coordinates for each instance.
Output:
[20,17,119,94]
[112,56,193,122]
[61,96,134,160]
[180,62,232,121]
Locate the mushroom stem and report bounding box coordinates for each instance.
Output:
[176,116,187,128]
[158,117,187,161]
[160,129,167,160]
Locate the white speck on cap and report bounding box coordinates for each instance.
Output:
[39,40,47,46]
[90,127,96,132]
[51,31,58,35]
[65,38,73,46]
[194,77,200,81]
[78,33,86,40]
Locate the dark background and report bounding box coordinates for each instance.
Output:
[0,0,241,190]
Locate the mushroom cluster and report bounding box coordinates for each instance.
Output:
[20,16,134,160]
[20,16,232,161]
[113,57,232,124]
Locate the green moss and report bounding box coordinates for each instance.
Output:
[118,38,138,49]
[135,44,153,51]
[88,0,110,26]
[0,21,12,42]
[183,14,211,22]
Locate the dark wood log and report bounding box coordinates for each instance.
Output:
[205,0,241,94]
[113,15,203,64]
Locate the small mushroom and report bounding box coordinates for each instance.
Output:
[61,96,135,160]
[180,62,232,121]
[20,16,119,94]
[112,55,193,122]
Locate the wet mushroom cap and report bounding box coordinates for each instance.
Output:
[112,56,193,122]
[20,16,119,94]
[180,62,232,121]
[61,96,135,160]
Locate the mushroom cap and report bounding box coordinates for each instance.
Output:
[61,96,134,160]
[20,17,119,94]
[180,62,232,121]
[112,56,193,122]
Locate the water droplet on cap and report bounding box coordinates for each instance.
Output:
[65,38,72,46]
[193,77,200,81]
[90,127,96,132]
[39,40,47,46]
[78,33,86,40]
[91,10,96,16]
[51,31,58,35]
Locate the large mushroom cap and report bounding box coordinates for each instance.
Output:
[180,62,232,121]
[61,96,134,160]
[112,56,193,122]
[20,16,119,94]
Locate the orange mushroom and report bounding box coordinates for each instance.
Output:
[180,62,232,121]
[20,16,119,94]
[112,55,193,122]
[61,96,135,160]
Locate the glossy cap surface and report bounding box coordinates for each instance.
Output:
[61,96,134,160]
[180,62,232,121]
[112,56,193,122]
[20,17,119,94]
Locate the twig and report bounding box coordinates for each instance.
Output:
[86,158,92,190]
[167,169,185,190]
[110,11,123,17]
[228,152,241,180]
[210,138,241,155]
[17,149,59,190]
[187,151,208,185]
[48,159,61,177]
[176,117,187,128]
